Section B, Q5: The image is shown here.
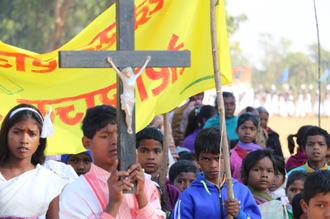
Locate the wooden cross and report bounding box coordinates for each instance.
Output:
[59,0,190,193]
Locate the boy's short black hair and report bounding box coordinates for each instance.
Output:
[240,149,278,185]
[303,170,330,205]
[136,127,163,149]
[302,126,330,150]
[169,160,199,184]
[180,151,195,161]
[292,192,304,219]
[274,155,286,182]
[81,105,117,139]
[194,126,221,158]
[286,170,309,189]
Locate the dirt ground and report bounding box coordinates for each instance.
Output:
[267,116,330,160]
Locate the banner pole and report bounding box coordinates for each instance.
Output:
[210,1,233,218]
[159,113,170,189]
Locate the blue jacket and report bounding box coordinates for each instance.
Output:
[171,173,261,219]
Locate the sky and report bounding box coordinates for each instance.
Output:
[227,0,330,69]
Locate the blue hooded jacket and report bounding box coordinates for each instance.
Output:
[171,172,261,219]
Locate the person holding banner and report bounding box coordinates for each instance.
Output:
[0,104,67,218]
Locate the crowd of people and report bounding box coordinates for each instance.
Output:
[1,91,330,219]
[240,90,330,118]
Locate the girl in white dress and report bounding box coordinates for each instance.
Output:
[0,104,67,218]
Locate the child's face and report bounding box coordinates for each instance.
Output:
[137,139,163,177]
[173,172,197,192]
[268,172,284,192]
[247,156,274,192]
[83,122,118,169]
[259,113,268,129]
[236,120,257,143]
[66,153,92,176]
[197,152,224,185]
[325,151,330,166]
[304,135,329,165]
[7,118,40,162]
[286,179,304,204]
[301,192,330,219]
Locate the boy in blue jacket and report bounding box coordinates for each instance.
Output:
[171,127,262,219]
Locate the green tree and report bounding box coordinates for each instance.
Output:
[252,33,320,93]
[0,0,115,53]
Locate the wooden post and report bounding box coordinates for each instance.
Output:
[159,113,170,189]
[313,0,321,127]
[210,0,233,218]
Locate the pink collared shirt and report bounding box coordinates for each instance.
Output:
[60,163,165,219]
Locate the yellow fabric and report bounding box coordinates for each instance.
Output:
[304,161,328,172]
[0,0,231,155]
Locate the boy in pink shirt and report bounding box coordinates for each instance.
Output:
[60,105,165,219]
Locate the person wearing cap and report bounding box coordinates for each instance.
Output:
[61,151,93,176]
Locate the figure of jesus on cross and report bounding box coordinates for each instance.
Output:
[59,0,190,193]
[107,56,151,135]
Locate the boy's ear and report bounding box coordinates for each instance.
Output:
[300,199,308,214]
[82,136,91,150]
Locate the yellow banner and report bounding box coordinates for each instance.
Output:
[0,0,231,155]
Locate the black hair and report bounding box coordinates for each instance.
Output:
[136,126,163,149]
[169,160,199,184]
[180,151,195,161]
[198,105,216,128]
[302,126,330,150]
[0,104,46,166]
[81,105,117,139]
[240,149,278,185]
[237,112,259,129]
[292,192,304,219]
[184,107,199,138]
[274,155,286,183]
[286,170,309,189]
[287,125,313,154]
[303,170,330,205]
[215,92,235,110]
[184,105,216,138]
[256,106,269,116]
[194,126,221,158]
[246,106,256,113]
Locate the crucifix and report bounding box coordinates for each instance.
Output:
[59,0,190,193]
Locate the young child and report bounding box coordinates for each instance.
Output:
[269,155,287,202]
[241,149,288,218]
[291,192,308,219]
[60,105,165,218]
[61,151,93,176]
[300,170,330,218]
[182,105,215,151]
[0,104,67,218]
[287,126,330,176]
[285,171,309,218]
[179,151,201,171]
[136,126,181,217]
[171,126,262,219]
[169,160,199,192]
[230,112,263,183]
[286,125,312,171]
